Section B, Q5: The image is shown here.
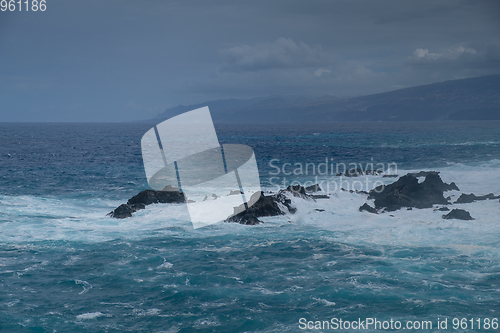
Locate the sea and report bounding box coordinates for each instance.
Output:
[1,121,500,332]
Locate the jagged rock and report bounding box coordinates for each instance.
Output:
[368,172,456,211]
[226,193,287,225]
[359,203,377,214]
[305,184,322,193]
[315,209,325,212]
[436,206,450,211]
[127,189,185,206]
[342,188,369,195]
[108,204,134,218]
[454,193,500,204]
[226,185,314,225]
[442,182,460,191]
[284,184,311,199]
[131,203,146,211]
[109,189,186,218]
[442,209,474,220]
[383,174,398,178]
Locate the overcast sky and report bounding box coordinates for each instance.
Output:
[1,0,499,122]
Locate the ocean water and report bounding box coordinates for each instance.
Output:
[1,121,500,332]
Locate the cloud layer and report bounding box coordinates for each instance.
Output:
[1,0,499,121]
[221,38,330,72]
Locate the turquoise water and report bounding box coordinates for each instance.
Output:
[1,122,500,332]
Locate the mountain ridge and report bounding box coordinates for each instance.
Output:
[153,75,500,122]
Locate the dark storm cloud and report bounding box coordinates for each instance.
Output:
[0,0,499,121]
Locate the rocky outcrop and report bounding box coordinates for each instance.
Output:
[305,184,322,193]
[359,203,377,214]
[109,185,321,223]
[108,203,144,218]
[108,189,185,218]
[442,209,474,220]
[225,193,288,225]
[127,189,185,206]
[408,171,439,178]
[225,185,316,225]
[454,193,500,204]
[367,172,458,211]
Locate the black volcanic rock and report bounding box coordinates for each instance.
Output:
[226,193,285,225]
[442,209,474,220]
[108,204,135,219]
[368,172,456,211]
[305,184,322,193]
[127,189,185,206]
[226,185,315,224]
[409,171,460,191]
[442,182,460,192]
[454,193,500,204]
[359,203,377,214]
[109,189,186,218]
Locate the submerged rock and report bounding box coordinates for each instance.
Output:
[454,193,500,204]
[338,168,383,177]
[442,209,474,220]
[368,172,457,211]
[359,203,377,214]
[310,194,330,199]
[108,203,146,219]
[342,188,369,195]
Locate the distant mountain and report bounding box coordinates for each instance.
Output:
[153,75,500,122]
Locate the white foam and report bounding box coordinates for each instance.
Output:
[76,312,109,320]
[1,161,498,251]
[275,162,500,253]
[0,194,193,243]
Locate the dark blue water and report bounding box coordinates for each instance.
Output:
[1,122,500,332]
